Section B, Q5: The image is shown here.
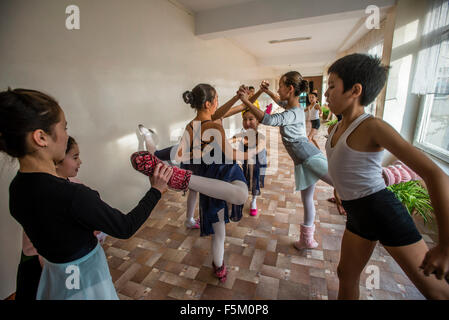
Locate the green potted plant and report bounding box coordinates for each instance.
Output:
[387,180,434,224]
[321,106,330,120]
[325,118,338,127]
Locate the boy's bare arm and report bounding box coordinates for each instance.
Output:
[372,119,449,277]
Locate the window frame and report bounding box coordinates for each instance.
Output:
[413,93,449,164]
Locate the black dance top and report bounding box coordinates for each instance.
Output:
[9,171,161,263]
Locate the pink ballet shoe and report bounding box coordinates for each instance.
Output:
[388,165,402,185]
[130,151,192,191]
[249,208,258,216]
[294,224,318,250]
[395,165,412,183]
[394,160,421,180]
[212,262,227,283]
[382,167,394,186]
[185,218,200,229]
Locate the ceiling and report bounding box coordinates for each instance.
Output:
[174,0,255,12]
[176,0,392,76]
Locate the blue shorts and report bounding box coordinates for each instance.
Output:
[341,188,422,247]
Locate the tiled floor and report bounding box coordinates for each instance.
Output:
[104,124,438,300]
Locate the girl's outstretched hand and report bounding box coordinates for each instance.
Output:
[419,244,449,283]
[260,80,269,91]
[238,86,249,101]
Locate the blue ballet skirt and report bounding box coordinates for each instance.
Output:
[181,162,246,237]
[242,149,267,196]
[36,243,118,300]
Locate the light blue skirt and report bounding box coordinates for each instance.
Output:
[294,153,328,191]
[36,243,118,300]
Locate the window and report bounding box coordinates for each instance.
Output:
[414,94,449,162]
[412,0,449,164]
[367,42,384,115]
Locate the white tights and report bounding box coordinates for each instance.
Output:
[188,176,248,205]
[187,179,246,268]
[186,190,197,223]
[185,185,232,268]
[211,209,226,267]
[301,183,316,227]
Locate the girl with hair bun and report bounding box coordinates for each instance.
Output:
[138,84,265,229]
[131,83,257,283]
[238,72,334,251]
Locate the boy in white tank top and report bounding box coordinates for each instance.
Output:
[324,53,449,299]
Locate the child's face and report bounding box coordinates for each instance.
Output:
[242,112,259,130]
[308,94,317,104]
[325,73,352,115]
[248,88,255,98]
[277,77,292,101]
[56,143,82,178]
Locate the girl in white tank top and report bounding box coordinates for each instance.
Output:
[307,93,322,149]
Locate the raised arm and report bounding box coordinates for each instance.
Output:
[262,86,282,106]
[238,88,297,127]
[212,93,240,121]
[372,119,449,279]
[249,87,264,103]
[238,88,265,122]
[222,103,247,119]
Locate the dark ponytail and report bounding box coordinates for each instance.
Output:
[0,88,62,158]
[182,84,216,110]
[282,71,309,96]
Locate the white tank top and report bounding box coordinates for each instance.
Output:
[325,113,386,201]
[309,103,320,120]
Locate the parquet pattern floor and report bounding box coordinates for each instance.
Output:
[104,125,436,300]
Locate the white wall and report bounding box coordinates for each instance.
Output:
[0,0,275,298]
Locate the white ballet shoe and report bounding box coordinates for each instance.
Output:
[138,124,155,136]
[138,124,157,153]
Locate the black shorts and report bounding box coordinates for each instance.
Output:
[311,119,320,129]
[341,188,422,247]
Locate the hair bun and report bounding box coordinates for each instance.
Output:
[0,132,6,153]
[299,79,309,93]
[182,91,193,104]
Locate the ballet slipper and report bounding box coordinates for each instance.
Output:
[394,160,420,180]
[382,167,394,186]
[212,262,227,283]
[130,151,192,191]
[395,164,412,183]
[294,224,319,250]
[249,208,258,216]
[388,165,402,184]
[138,124,157,153]
[185,218,200,229]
